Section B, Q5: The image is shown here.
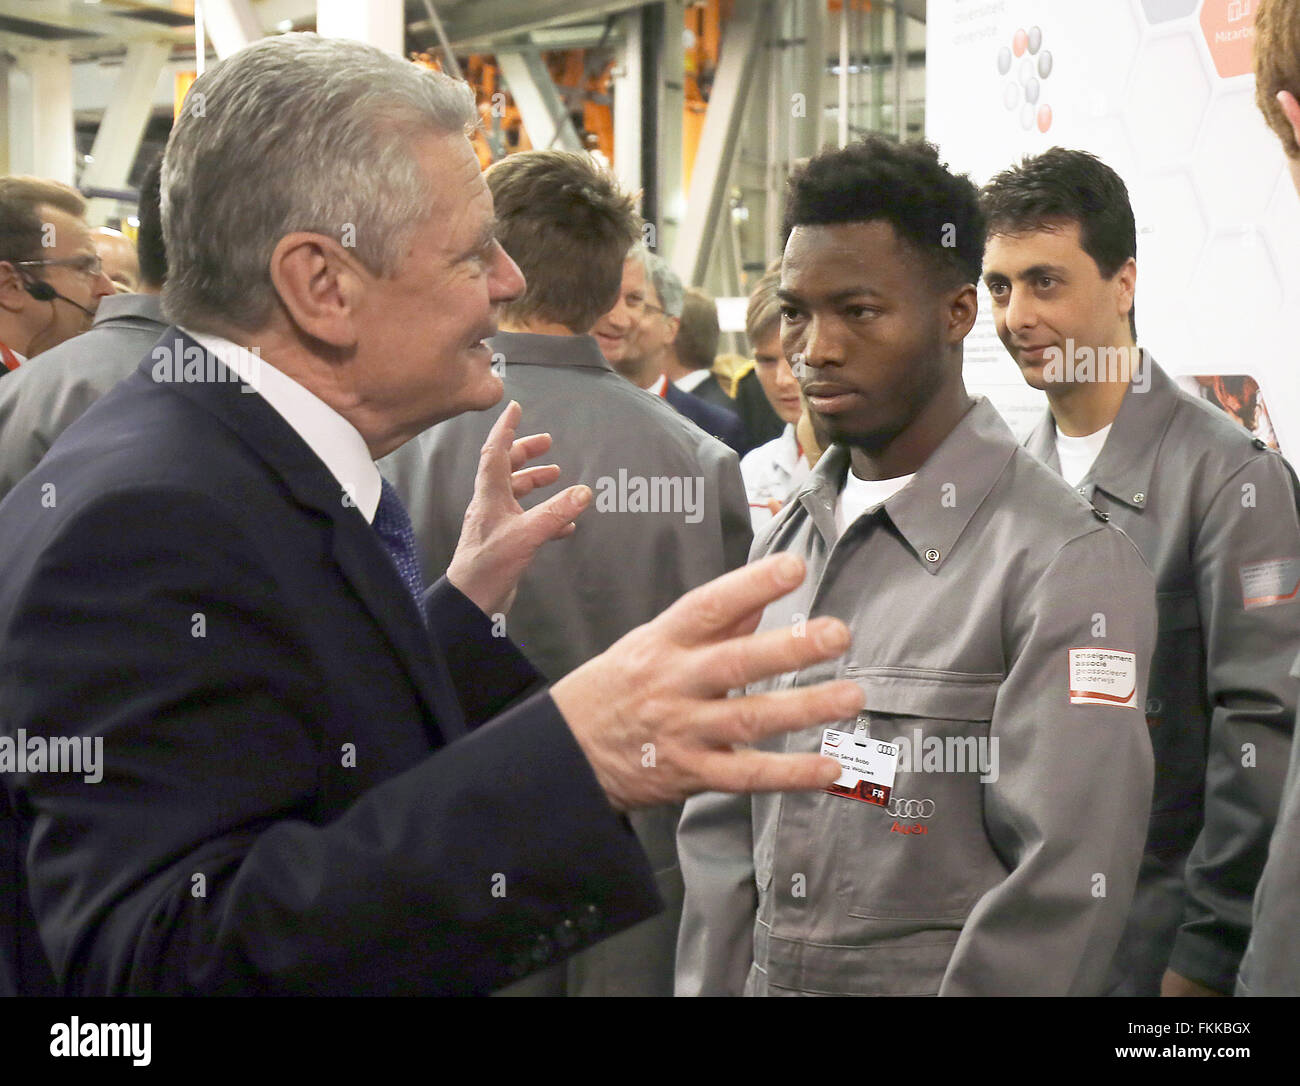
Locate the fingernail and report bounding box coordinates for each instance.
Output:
[572,485,592,508]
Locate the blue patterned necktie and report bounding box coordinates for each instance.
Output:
[372,478,426,610]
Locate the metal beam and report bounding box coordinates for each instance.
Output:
[611,8,643,204]
[433,0,644,49]
[203,0,263,60]
[496,45,583,153]
[81,41,171,193]
[672,0,771,286]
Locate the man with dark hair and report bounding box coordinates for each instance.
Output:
[1238,0,1300,997]
[382,149,752,996]
[663,287,736,417]
[981,147,1300,997]
[677,135,1157,996]
[0,155,169,500]
[0,176,115,368]
[592,246,747,453]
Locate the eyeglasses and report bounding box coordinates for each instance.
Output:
[13,254,105,278]
[625,295,668,318]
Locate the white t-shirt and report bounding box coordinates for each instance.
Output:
[834,467,915,538]
[1055,424,1112,489]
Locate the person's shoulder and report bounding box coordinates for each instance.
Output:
[998,443,1122,543]
[1162,376,1283,477]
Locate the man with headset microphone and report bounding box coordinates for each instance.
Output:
[0,176,116,374]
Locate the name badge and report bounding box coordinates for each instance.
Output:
[821,728,899,806]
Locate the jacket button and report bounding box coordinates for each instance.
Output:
[554,918,579,949]
[1145,697,1163,715]
[577,903,603,935]
[1253,437,1268,450]
[1077,486,1088,495]
[1092,508,1110,522]
[924,548,940,563]
[1133,492,1145,505]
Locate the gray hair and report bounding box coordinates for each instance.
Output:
[161,33,477,333]
[627,244,684,318]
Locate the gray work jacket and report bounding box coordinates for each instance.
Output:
[676,396,1157,996]
[381,330,751,997]
[1025,354,1300,995]
[1238,654,1300,995]
[0,293,167,502]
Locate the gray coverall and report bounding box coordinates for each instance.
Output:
[676,396,1157,996]
[1024,355,1300,995]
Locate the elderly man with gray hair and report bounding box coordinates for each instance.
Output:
[592,245,747,452]
[0,33,862,996]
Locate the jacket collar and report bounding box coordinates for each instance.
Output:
[486,330,614,373]
[139,326,465,744]
[1025,350,1177,511]
[91,292,167,328]
[792,396,1018,576]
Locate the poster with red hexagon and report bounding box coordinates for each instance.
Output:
[927,0,1298,457]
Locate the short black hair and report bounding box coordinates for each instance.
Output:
[136,153,167,288]
[782,135,985,288]
[980,148,1137,337]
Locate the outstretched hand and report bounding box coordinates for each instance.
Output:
[446,400,590,617]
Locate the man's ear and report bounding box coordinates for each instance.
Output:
[0,262,29,314]
[1115,256,1137,328]
[665,314,681,347]
[945,282,978,343]
[268,233,363,349]
[1279,91,1300,152]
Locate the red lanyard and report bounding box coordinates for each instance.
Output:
[0,341,20,372]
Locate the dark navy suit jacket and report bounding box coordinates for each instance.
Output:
[664,381,748,455]
[0,328,658,995]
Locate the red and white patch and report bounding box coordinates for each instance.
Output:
[1068,648,1137,708]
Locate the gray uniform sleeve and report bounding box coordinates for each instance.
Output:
[712,447,754,574]
[0,371,101,498]
[674,788,757,995]
[1169,454,1300,992]
[939,526,1157,995]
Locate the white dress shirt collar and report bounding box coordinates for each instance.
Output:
[186,330,382,523]
[673,369,711,393]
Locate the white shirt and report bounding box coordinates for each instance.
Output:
[673,370,712,394]
[834,467,915,538]
[187,330,382,523]
[1055,424,1112,489]
[740,424,810,532]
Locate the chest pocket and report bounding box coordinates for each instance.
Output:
[834,668,1007,921]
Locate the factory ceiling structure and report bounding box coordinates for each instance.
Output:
[0,0,928,309]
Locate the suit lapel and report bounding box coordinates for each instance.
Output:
[150,329,466,746]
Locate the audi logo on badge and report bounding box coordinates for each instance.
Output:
[886,797,935,819]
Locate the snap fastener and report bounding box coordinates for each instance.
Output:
[1252,437,1268,450]
[924,548,940,563]
[1133,492,1145,505]
[1092,508,1110,522]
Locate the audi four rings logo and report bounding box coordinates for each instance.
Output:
[887,797,935,819]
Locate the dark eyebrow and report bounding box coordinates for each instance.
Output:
[986,263,1068,283]
[777,286,884,304]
